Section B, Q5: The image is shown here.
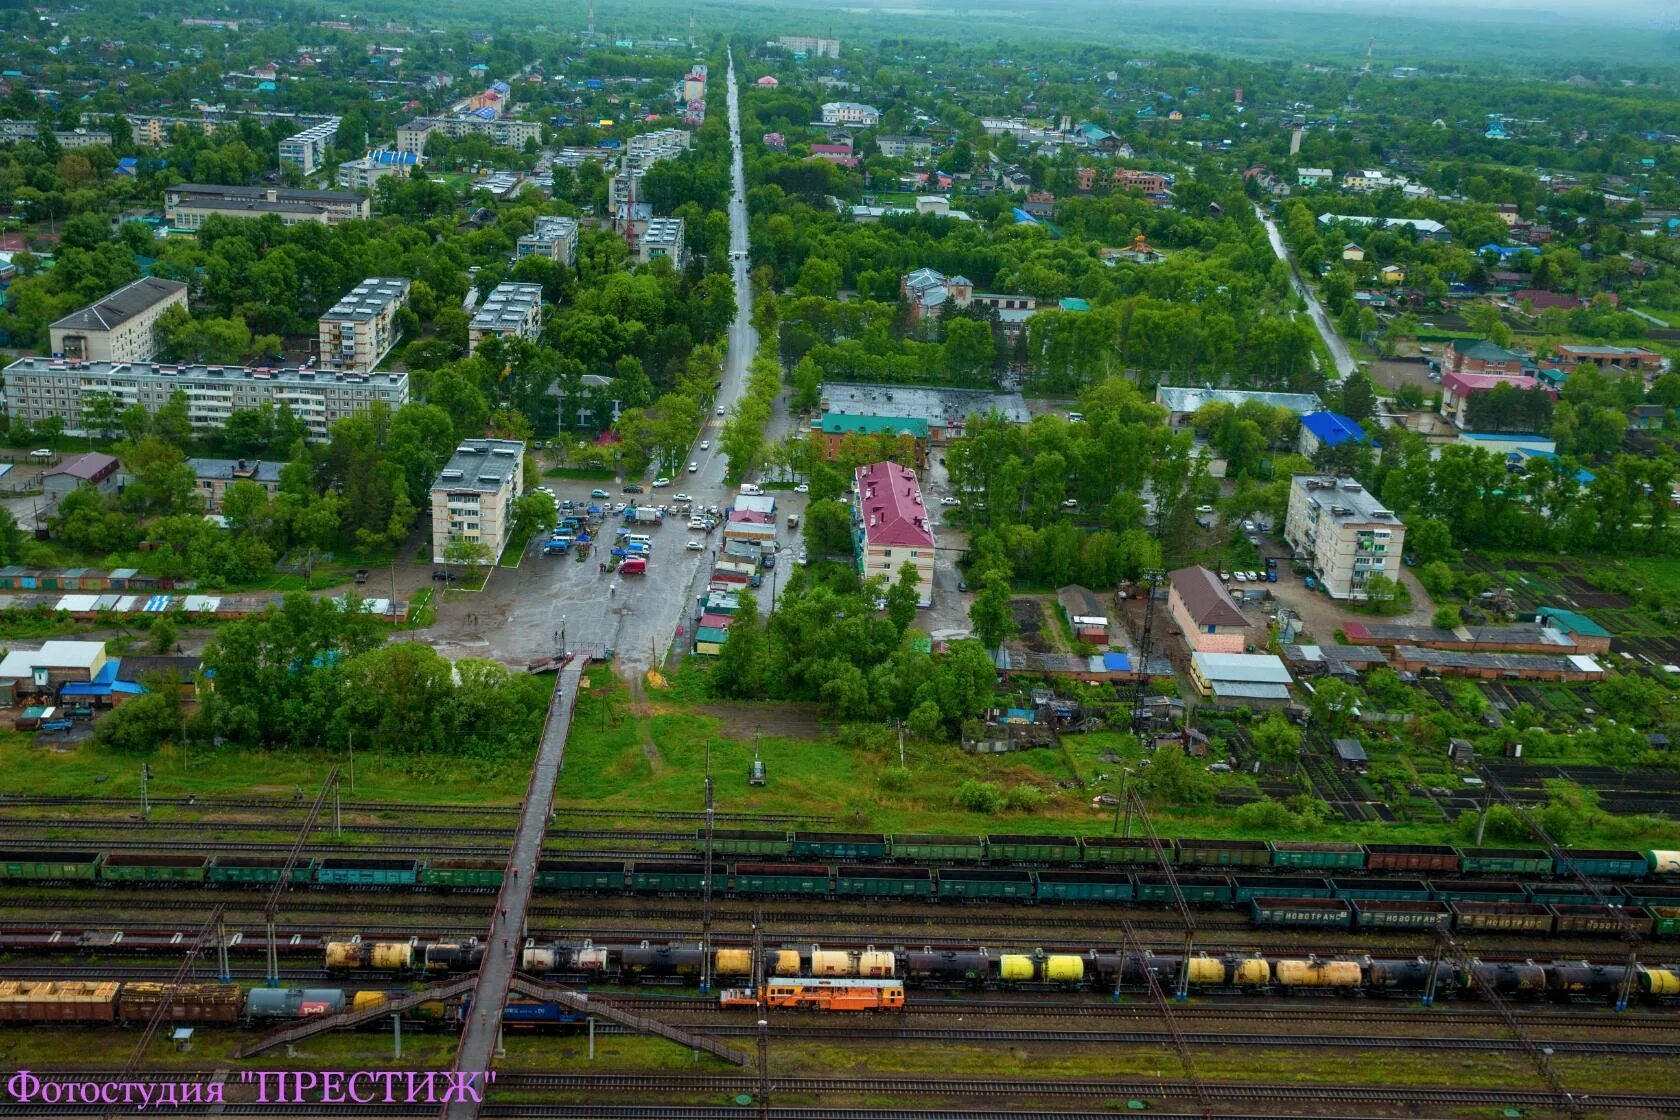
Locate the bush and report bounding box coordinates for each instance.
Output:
[1418,561,1456,599]
[877,766,912,792]
[953,779,1003,814]
[1003,784,1049,812]
[1233,798,1294,831]
[1431,605,1462,630]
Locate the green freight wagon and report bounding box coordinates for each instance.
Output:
[0,850,102,882]
[1136,873,1231,905]
[1652,907,1680,939]
[1233,875,1332,903]
[628,862,705,893]
[731,863,830,896]
[1351,898,1450,930]
[100,853,209,884]
[1176,838,1271,868]
[1331,877,1431,902]
[535,860,625,892]
[936,868,1034,900]
[1554,849,1648,880]
[791,832,888,861]
[420,859,505,890]
[1430,879,1528,904]
[1035,870,1133,903]
[986,834,1080,864]
[1458,847,1551,876]
[701,830,791,858]
[1251,896,1352,929]
[206,857,316,886]
[890,834,985,863]
[1081,837,1162,866]
[1449,901,1553,934]
[1622,883,1680,908]
[1270,841,1364,871]
[835,865,932,898]
[315,858,421,887]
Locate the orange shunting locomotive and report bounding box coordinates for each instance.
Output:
[719,976,905,1011]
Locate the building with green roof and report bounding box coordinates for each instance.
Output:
[817,413,929,465]
[1536,606,1611,653]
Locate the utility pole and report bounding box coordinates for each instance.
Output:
[139,763,151,819]
[1129,569,1165,733]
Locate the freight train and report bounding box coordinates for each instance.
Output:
[0,980,584,1028]
[329,939,1680,1006]
[6,849,1678,940]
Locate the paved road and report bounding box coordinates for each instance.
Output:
[444,657,585,1120]
[1254,203,1358,381]
[418,51,762,677]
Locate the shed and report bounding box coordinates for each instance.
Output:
[1332,738,1368,773]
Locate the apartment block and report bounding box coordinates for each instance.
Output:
[430,438,525,563]
[852,460,934,607]
[278,118,339,175]
[876,135,935,159]
[635,218,685,266]
[3,357,408,441]
[318,277,409,371]
[1284,476,1406,601]
[395,115,540,156]
[336,149,422,191]
[777,34,840,58]
[164,184,369,229]
[49,278,189,364]
[468,283,544,353]
[516,215,580,266]
[0,120,111,148]
[186,457,283,511]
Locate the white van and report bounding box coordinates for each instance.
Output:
[739,483,762,496]
[627,534,652,549]
[28,449,52,461]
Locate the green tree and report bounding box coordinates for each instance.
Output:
[81,391,121,441]
[712,589,763,699]
[1251,711,1303,765]
[969,571,1017,650]
[942,317,995,382]
[1593,673,1665,727]
[1431,604,1462,629]
[886,561,921,635]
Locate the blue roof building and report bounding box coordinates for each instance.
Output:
[1297,411,1367,457]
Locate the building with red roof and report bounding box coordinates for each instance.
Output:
[1440,370,1553,429]
[853,461,935,606]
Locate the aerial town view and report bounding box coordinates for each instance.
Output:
[0,0,1679,1114]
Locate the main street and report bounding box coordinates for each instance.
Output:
[1254,202,1359,381]
[419,50,762,678]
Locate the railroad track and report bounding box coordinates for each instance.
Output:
[489,1073,1680,1110]
[0,819,692,842]
[0,795,826,823]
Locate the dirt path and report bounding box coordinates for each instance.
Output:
[625,674,666,773]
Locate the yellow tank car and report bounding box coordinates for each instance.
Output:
[1275,959,1362,987]
[352,991,388,1013]
[769,950,801,976]
[325,940,365,972]
[998,955,1035,982]
[370,943,414,971]
[1230,957,1271,986]
[1043,956,1084,983]
[1185,957,1226,985]
[1639,967,1680,997]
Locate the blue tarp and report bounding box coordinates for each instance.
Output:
[1102,651,1133,672]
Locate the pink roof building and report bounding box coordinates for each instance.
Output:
[854,461,935,606]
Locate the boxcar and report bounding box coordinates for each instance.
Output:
[1271,841,1364,871]
[1555,848,1648,880]
[1458,847,1551,877]
[835,865,932,898]
[1251,896,1352,929]
[1331,877,1431,902]
[1430,879,1529,904]
[627,862,705,894]
[1136,873,1232,905]
[1449,901,1553,934]
[421,859,505,891]
[703,829,790,858]
[116,982,241,1024]
[1035,870,1134,903]
[0,849,102,882]
[891,834,984,863]
[1081,837,1162,866]
[986,834,1081,864]
[206,856,316,886]
[535,860,625,893]
[791,832,888,862]
[100,853,210,884]
[936,868,1034,900]
[1352,898,1450,930]
[1551,904,1652,937]
[316,858,420,888]
[1233,874,1332,903]
[731,863,830,896]
[1363,844,1458,875]
[0,980,118,1022]
[1175,838,1271,868]
[1526,883,1601,906]
[1623,883,1680,908]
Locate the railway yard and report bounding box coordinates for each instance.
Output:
[2,781,1679,1119]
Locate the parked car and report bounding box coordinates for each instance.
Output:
[592,489,610,498]
[940,497,960,506]
[794,483,809,493]
[674,492,694,503]
[652,477,671,488]
[622,484,644,494]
